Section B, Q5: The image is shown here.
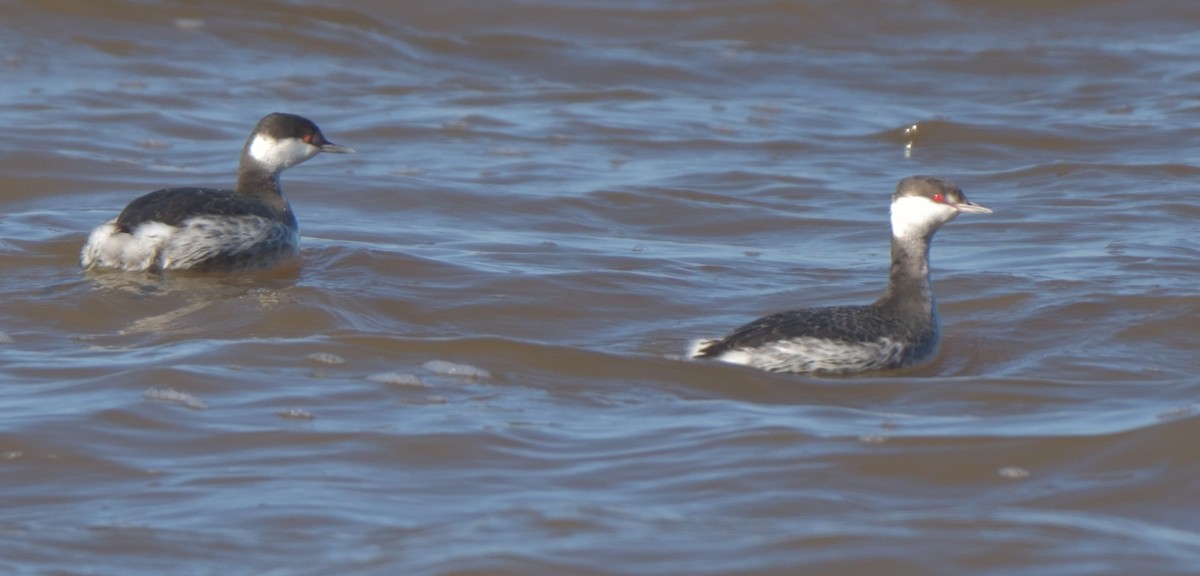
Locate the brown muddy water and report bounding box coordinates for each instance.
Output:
[1,1,1199,574]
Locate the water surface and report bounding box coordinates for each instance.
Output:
[1,1,1199,574]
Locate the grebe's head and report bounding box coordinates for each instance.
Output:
[890,175,990,240]
[244,112,355,173]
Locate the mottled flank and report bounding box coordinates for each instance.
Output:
[692,305,936,374]
[711,337,907,374]
[81,211,298,272]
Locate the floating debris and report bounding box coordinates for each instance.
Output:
[143,388,207,410]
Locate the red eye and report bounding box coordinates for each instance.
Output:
[932,192,945,203]
[303,134,314,144]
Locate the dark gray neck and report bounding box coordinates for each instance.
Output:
[874,233,935,319]
[235,160,291,215]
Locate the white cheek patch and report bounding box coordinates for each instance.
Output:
[890,195,956,238]
[248,134,318,169]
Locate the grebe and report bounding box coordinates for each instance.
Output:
[81,112,353,272]
[690,176,991,374]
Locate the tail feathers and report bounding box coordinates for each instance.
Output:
[80,219,172,271]
[687,338,720,359]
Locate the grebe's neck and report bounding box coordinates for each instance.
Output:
[875,231,934,317]
[235,160,291,216]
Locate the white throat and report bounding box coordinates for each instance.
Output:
[890,195,956,240]
[248,134,319,172]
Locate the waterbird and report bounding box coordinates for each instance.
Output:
[81,112,353,272]
[690,176,991,374]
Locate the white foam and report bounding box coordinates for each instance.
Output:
[998,466,1031,479]
[306,352,345,365]
[422,360,491,380]
[367,372,426,387]
[276,408,316,420]
[143,387,207,410]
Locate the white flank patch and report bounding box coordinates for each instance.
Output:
[890,195,957,239]
[248,133,319,170]
[81,218,179,271]
[80,219,119,268]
